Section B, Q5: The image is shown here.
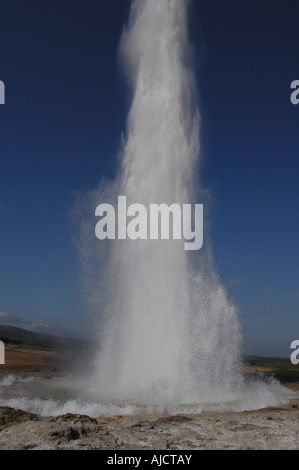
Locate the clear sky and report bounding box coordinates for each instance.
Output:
[0,0,298,357]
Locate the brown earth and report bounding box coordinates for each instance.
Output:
[0,346,67,379]
[2,348,58,368]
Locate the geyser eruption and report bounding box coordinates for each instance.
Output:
[70,0,295,415]
[0,0,294,421]
[86,0,242,408]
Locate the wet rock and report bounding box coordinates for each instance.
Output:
[152,414,193,427]
[49,425,81,441]
[46,413,101,443]
[0,406,38,430]
[50,413,98,424]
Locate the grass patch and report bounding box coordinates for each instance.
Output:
[243,355,299,371]
[0,337,53,351]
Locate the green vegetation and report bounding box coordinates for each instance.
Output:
[243,355,299,371]
[0,337,52,351]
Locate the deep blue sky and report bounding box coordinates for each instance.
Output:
[0,0,298,356]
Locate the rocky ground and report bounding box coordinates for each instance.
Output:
[0,347,298,450]
[0,399,298,450]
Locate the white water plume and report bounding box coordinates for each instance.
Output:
[72,0,293,411]
[76,0,242,406]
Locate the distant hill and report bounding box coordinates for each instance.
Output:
[0,324,86,350]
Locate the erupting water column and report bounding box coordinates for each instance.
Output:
[91,0,242,409]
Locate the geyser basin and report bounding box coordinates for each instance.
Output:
[0,372,295,418]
